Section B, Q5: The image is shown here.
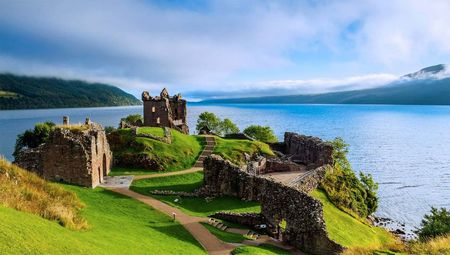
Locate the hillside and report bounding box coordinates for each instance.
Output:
[0,73,141,109]
[202,65,450,105]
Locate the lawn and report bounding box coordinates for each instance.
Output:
[0,185,206,255]
[111,127,205,172]
[130,172,261,217]
[201,223,251,243]
[311,189,397,248]
[213,137,275,165]
[232,244,291,255]
[132,171,204,193]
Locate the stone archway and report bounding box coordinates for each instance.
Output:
[98,166,102,183]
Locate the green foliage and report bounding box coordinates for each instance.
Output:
[201,223,251,243]
[243,125,278,143]
[312,189,396,248]
[14,121,55,156]
[104,126,116,134]
[0,73,141,110]
[196,111,222,134]
[320,137,379,218]
[120,114,143,126]
[213,137,275,165]
[220,118,240,135]
[415,207,450,241]
[0,185,206,254]
[195,112,240,136]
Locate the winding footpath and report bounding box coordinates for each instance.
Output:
[111,135,234,255]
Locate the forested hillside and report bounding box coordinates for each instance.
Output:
[0,73,141,109]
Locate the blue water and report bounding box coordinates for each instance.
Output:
[1,104,450,230]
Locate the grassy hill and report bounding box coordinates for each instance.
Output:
[213,137,274,165]
[0,73,141,109]
[0,158,205,254]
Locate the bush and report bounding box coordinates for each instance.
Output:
[14,122,55,156]
[320,137,379,218]
[120,114,143,126]
[196,112,240,136]
[104,126,116,134]
[243,125,278,143]
[415,207,450,241]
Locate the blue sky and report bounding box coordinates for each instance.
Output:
[1,0,450,100]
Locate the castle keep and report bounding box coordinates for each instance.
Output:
[14,118,112,188]
[142,88,188,134]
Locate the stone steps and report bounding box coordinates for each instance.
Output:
[207,218,229,231]
[194,136,216,168]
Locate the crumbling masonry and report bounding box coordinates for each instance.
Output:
[203,132,344,255]
[14,118,112,188]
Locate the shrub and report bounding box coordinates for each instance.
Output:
[320,137,379,218]
[415,207,450,241]
[104,126,116,134]
[14,121,55,156]
[120,114,143,126]
[243,125,278,143]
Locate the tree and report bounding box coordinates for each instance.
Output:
[243,125,278,143]
[415,207,450,240]
[220,118,240,135]
[14,122,55,156]
[196,112,222,134]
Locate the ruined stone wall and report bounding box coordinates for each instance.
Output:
[263,158,305,174]
[203,155,343,255]
[209,212,266,230]
[284,132,333,170]
[14,122,112,188]
[288,165,329,193]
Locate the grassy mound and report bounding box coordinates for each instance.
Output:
[130,172,261,217]
[110,127,204,172]
[232,244,291,255]
[0,158,86,230]
[0,184,205,255]
[213,137,274,165]
[311,189,397,249]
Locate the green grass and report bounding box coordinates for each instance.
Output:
[213,137,275,165]
[0,185,206,255]
[0,90,19,98]
[311,189,396,248]
[232,244,291,255]
[109,167,159,176]
[130,172,261,217]
[201,223,251,243]
[132,172,204,193]
[136,127,165,137]
[112,127,205,172]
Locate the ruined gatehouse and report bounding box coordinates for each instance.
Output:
[14,117,112,188]
[202,132,344,255]
[142,88,189,134]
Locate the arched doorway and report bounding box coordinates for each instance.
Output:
[98,166,102,183]
[103,154,107,177]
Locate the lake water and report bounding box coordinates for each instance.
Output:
[1,104,450,231]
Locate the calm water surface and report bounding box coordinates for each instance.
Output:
[1,104,450,230]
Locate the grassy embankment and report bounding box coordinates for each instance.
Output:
[0,159,205,254]
[213,137,275,165]
[232,244,291,255]
[312,189,403,253]
[131,171,260,217]
[110,127,205,175]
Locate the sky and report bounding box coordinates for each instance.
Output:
[1,0,450,100]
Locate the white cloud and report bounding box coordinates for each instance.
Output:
[0,0,449,98]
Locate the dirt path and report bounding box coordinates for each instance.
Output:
[112,187,234,255]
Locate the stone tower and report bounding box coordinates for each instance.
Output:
[142,88,189,134]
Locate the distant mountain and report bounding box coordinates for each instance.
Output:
[0,73,141,110]
[202,65,450,105]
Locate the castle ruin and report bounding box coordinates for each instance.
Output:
[142,88,189,134]
[14,117,112,188]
